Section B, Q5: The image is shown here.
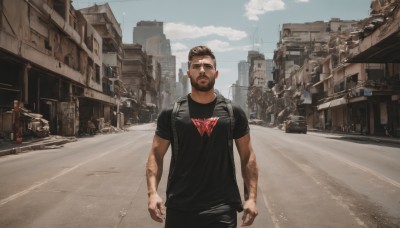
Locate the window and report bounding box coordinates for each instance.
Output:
[95,64,100,83]
[53,0,66,19]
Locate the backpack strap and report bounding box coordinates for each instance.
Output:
[219,95,249,202]
[168,96,187,185]
[225,100,237,175]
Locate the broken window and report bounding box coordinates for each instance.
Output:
[53,0,66,20]
[44,39,52,51]
[334,81,345,93]
[93,38,100,56]
[346,73,358,90]
[95,64,100,83]
[366,63,385,83]
[87,58,94,81]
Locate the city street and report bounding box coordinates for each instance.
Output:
[0,124,399,228]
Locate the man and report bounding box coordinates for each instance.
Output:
[146,45,258,227]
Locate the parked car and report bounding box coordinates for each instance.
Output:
[284,115,307,133]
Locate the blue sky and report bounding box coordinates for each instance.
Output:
[73,0,371,98]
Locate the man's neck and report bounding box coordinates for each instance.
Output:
[190,89,216,104]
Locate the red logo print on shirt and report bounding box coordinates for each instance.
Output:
[191,117,219,137]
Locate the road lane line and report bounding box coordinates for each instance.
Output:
[258,182,281,228]
[273,145,367,227]
[293,139,400,190]
[321,149,400,189]
[0,140,136,207]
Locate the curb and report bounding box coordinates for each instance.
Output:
[340,135,400,145]
[0,139,73,157]
[307,130,400,145]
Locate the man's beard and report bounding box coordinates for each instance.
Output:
[190,75,215,92]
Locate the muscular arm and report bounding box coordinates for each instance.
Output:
[146,134,170,223]
[235,133,259,226]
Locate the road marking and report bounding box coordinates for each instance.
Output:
[0,140,136,207]
[274,145,367,227]
[258,182,281,228]
[294,139,400,190]
[321,149,400,189]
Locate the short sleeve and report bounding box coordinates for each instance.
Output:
[232,105,250,139]
[155,108,173,141]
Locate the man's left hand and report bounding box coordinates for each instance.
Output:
[241,199,258,226]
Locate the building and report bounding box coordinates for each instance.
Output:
[177,65,189,98]
[335,0,400,136]
[272,18,361,127]
[247,51,272,119]
[133,21,171,56]
[78,3,126,128]
[270,1,400,137]
[121,44,159,123]
[232,61,249,116]
[133,20,176,109]
[0,0,117,138]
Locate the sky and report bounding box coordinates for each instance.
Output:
[72,0,372,98]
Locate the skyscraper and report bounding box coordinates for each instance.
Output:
[133,20,176,109]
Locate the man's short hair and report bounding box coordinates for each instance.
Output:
[188,45,216,69]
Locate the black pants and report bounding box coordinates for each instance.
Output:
[165,204,237,228]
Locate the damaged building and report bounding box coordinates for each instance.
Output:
[246,51,274,120]
[272,18,359,127]
[121,43,160,124]
[342,0,400,136]
[269,0,400,137]
[0,0,119,138]
[80,4,161,126]
[78,3,127,129]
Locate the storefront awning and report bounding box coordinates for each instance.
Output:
[348,96,367,103]
[318,97,348,110]
[317,101,331,110]
[329,97,347,108]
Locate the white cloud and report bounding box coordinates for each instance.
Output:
[171,40,251,59]
[245,0,285,21]
[173,50,189,68]
[205,40,253,52]
[205,40,232,52]
[295,0,309,2]
[171,42,188,51]
[165,23,247,41]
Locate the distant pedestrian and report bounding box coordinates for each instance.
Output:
[146,45,259,227]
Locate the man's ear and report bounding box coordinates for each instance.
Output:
[215,70,219,79]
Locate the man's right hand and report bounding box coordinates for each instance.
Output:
[148,193,165,223]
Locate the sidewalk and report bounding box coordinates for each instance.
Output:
[0,124,131,157]
[307,128,400,146]
[0,136,77,157]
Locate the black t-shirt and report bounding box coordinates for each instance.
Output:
[156,94,250,211]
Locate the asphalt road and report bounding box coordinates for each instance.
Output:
[0,124,399,228]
